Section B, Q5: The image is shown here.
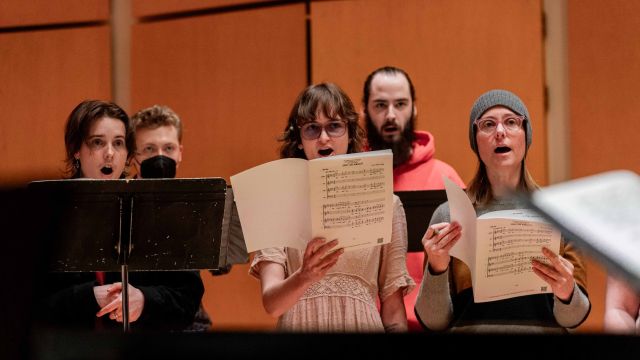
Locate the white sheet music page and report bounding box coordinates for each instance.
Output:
[444,178,560,303]
[231,158,311,252]
[475,210,560,303]
[531,170,640,285]
[308,150,393,251]
[444,177,478,285]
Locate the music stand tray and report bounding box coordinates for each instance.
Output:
[395,190,448,252]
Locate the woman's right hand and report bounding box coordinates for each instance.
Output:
[297,237,343,285]
[422,222,462,274]
[259,237,344,318]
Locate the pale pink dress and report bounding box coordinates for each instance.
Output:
[250,196,415,332]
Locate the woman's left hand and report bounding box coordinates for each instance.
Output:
[532,247,575,302]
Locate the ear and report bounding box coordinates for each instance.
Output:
[413,104,418,117]
[176,144,184,167]
[74,152,80,160]
[297,143,303,150]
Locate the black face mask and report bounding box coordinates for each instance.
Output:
[139,155,177,179]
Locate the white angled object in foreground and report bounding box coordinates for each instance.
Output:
[529,170,640,291]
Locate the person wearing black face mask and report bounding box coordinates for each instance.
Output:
[139,155,177,179]
[131,105,213,332]
[131,105,183,180]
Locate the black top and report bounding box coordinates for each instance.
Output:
[41,270,204,331]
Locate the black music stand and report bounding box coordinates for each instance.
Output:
[29,178,247,332]
[395,190,448,252]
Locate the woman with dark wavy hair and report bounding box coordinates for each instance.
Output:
[250,83,414,332]
[63,99,132,179]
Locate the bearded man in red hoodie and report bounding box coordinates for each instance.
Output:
[363,66,465,331]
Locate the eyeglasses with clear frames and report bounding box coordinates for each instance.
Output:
[474,115,525,134]
[299,120,347,140]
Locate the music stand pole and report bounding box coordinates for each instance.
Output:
[119,195,133,332]
[121,265,129,332]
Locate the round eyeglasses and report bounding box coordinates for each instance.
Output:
[474,115,524,134]
[299,120,347,140]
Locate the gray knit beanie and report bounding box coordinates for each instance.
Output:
[469,89,532,155]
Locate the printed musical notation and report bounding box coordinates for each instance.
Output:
[231,149,392,253]
[444,177,562,302]
[321,198,386,229]
[307,150,392,250]
[322,168,386,199]
[484,222,554,278]
[317,163,388,230]
[488,225,553,250]
[486,251,547,277]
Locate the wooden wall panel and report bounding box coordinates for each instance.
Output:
[131,4,307,329]
[568,0,640,333]
[0,27,112,185]
[133,0,278,18]
[312,0,547,186]
[568,0,640,178]
[578,257,607,332]
[0,0,109,28]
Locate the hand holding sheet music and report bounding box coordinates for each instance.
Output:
[444,178,561,302]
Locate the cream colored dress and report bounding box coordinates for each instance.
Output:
[250,196,415,332]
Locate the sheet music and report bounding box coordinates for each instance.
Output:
[484,223,552,278]
[444,178,560,302]
[231,158,311,252]
[231,150,393,253]
[444,177,478,281]
[475,210,560,302]
[323,168,386,198]
[321,198,386,229]
[309,150,393,251]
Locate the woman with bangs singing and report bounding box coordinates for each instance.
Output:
[249,83,415,332]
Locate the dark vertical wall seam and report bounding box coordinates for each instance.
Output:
[305,0,312,86]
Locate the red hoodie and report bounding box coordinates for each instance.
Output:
[394,130,465,331]
[394,130,464,190]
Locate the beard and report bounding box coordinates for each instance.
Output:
[365,112,416,167]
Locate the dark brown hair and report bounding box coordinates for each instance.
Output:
[362,66,416,108]
[64,100,132,178]
[279,83,365,159]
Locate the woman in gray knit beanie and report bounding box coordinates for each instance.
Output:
[466,89,535,205]
[414,89,591,333]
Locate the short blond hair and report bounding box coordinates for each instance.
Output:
[131,105,182,144]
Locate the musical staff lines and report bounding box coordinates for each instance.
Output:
[485,223,554,278]
[322,168,386,199]
[486,251,547,277]
[322,198,386,229]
